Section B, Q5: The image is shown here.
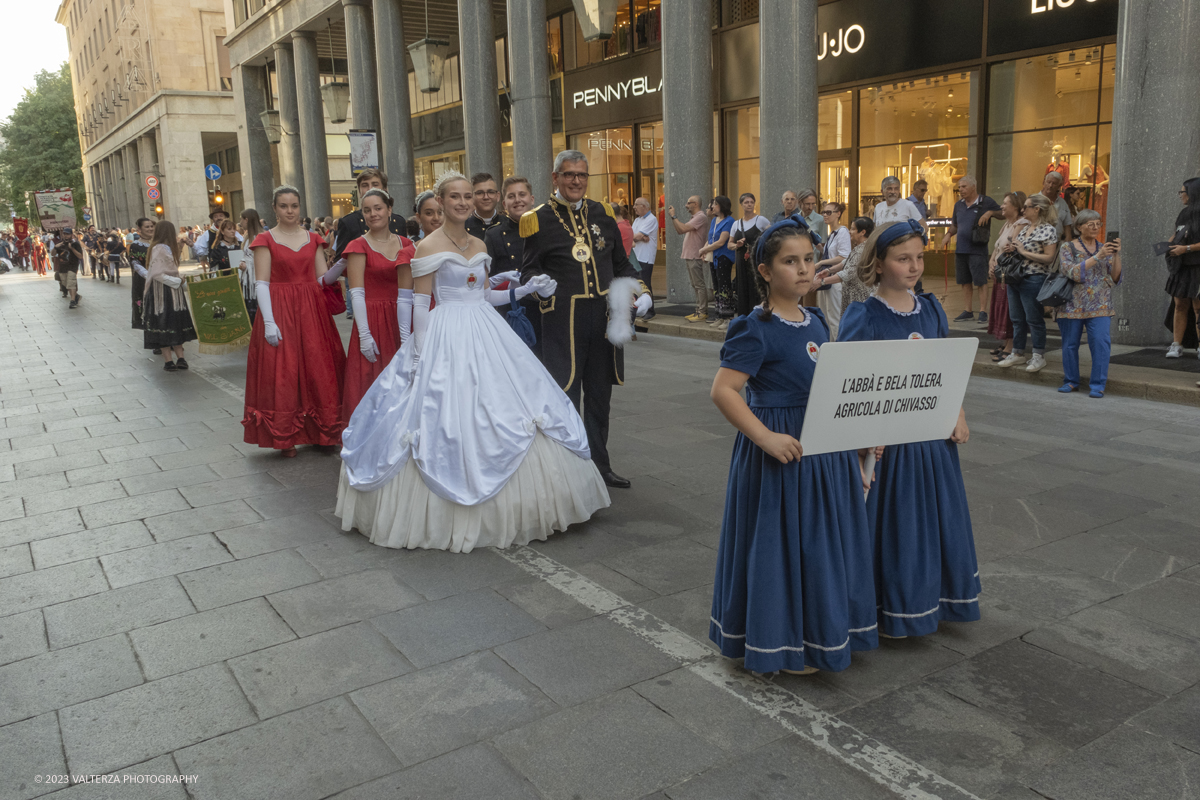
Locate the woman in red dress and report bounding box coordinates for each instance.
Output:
[342,188,415,426]
[244,186,347,457]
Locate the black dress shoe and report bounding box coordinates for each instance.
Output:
[601,471,631,489]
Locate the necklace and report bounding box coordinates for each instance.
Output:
[366,232,393,246]
[444,230,471,253]
[548,198,592,262]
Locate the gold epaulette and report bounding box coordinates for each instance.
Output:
[519,206,543,238]
[601,201,616,219]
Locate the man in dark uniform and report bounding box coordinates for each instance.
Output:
[521,150,653,489]
[465,172,503,240]
[486,175,539,347]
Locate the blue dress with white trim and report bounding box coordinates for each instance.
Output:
[837,292,981,637]
[710,307,878,673]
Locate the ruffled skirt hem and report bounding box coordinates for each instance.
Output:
[242,407,344,449]
[336,432,610,553]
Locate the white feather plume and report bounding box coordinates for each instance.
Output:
[606,277,640,348]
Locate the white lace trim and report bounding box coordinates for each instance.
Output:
[755,304,811,327]
[870,289,922,316]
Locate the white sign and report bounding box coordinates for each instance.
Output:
[571,77,662,109]
[1031,0,1100,11]
[799,338,977,456]
[347,130,379,176]
[817,25,865,61]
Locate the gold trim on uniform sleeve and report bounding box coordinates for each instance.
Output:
[539,295,556,314]
[519,208,542,238]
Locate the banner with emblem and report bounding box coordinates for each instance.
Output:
[799,337,977,456]
[184,271,252,354]
[33,190,76,232]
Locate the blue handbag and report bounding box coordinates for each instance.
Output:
[506,286,537,348]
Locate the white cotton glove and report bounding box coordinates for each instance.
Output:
[397,288,414,344]
[489,270,521,287]
[320,258,347,286]
[488,274,556,306]
[349,287,376,362]
[412,293,432,366]
[635,292,653,317]
[255,280,281,347]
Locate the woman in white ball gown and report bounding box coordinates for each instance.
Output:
[337,171,611,552]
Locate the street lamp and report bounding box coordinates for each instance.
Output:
[407,0,448,93]
[571,0,618,42]
[259,109,282,144]
[320,18,351,124]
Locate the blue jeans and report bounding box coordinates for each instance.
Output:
[1007,274,1047,354]
[1057,316,1111,392]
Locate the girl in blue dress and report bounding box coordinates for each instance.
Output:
[709,217,878,675]
[838,219,980,638]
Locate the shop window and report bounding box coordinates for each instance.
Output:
[859,73,976,149]
[859,137,973,221]
[988,48,1102,135]
[1098,47,1115,122]
[633,0,661,49]
[606,3,633,59]
[724,107,760,206]
[547,17,563,75]
[817,92,852,152]
[985,124,1110,230]
[571,128,635,206]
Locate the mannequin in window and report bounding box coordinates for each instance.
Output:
[1045,145,1071,190]
[1081,145,1109,224]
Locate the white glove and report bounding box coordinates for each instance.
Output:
[489,270,521,287]
[320,258,347,285]
[525,273,557,298]
[412,293,432,360]
[349,287,376,362]
[255,280,281,347]
[397,288,414,344]
[635,292,653,317]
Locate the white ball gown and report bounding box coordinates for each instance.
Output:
[336,250,611,552]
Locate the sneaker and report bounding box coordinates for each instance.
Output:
[954,311,975,322]
[717,319,729,331]
[1026,354,1047,372]
[68,300,78,309]
[996,353,1028,368]
[1167,343,1183,358]
[978,311,988,324]
[684,313,706,323]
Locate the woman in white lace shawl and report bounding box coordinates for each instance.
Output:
[142,220,197,371]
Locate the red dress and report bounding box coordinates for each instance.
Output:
[341,234,415,426]
[243,231,347,449]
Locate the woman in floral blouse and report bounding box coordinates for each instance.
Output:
[996,194,1059,374]
[1056,209,1121,397]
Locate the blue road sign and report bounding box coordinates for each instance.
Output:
[205,164,223,180]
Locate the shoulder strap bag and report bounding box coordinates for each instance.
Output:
[1036,240,1076,308]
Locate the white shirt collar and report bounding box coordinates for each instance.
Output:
[474,209,498,224]
[554,192,583,211]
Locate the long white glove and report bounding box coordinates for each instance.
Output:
[397,288,414,344]
[486,274,556,307]
[255,280,281,346]
[160,274,183,289]
[489,270,521,287]
[319,258,347,285]
[412,293,432,362]
[349,287,376,362]
[635,292,653,317]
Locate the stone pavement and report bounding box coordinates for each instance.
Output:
[3,267,1200,800]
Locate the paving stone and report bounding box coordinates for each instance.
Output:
[1102,576,1200,640]
[13,451,105,480]
[0,497,24,523]
[66,457,161,488]
[372,588,546,668]
[214,512,341,558]
[601,540,717,596]
[0,634,143,726]
[0,445,58,467]
[1131,683,1200,752]
[926,604,1043,658]
[44,412,119,432]
[806,635,964,703]
[267,569,425,636]
[0,509,84,550]
[0,560,108,617]
[639,585,718,647]
[632,667,788,755]
[80,489,191,531]
[0,610,47,666]
[0,422,49,442]
[43,576,196,650]
[0,543,33,578]
[86,417,167,439]
[43,755,189,800]
[1029,724,1200,800]
[10,428,92,452]
[244,486,338,519]
[295,534,412,578]
[0,713,65,800]
[118,464,221,497]
[178,472,286,508]
[1028,530,1194,590]
[143,499,261,542]
[352,650,557,767]
[928,639,1163,749]
[174,696,399,800]
[978,555,1125,621]
[495,688,725,800]
[60,663,258,776]
[130,597,295,679]
[494,616,679,707]
[178,549,320,611]
[30,521,154,569]
[0,474,69,504]
[230,622,411,718]
[100,533,232,589]
[151,444,243,471]
[493,576,598,629]
[382,548,529,602]
[573,561,659,603]
[23,481,127,518]
[331,743,541,800]
[661,732,898,800]
[51,432,138,458]
[130,422,215,444]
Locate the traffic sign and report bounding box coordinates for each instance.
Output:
[147,187,161,200]
[83,214,92,222]
[204,164,222,180]
[83,206,92,215]
[145,175,158,189]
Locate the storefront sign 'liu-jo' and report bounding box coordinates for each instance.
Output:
[817,24,865,61]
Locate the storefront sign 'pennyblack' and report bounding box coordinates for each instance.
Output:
[563,50,663,131]
[571,76,662,109]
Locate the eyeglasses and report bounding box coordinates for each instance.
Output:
[558,171,589,182]
[473,189,499,197]
[821,209,838,215]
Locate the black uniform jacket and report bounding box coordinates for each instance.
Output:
[484,215,523,277]
[519,196,648,389]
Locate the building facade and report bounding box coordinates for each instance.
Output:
[56,0,240,229]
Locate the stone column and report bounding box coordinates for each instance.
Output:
[233,63,277,226]
[139,132,159,218]
[373,0,416,214]
[90,164,106,228]
[114,150,130,226]
[457,0,503,180]
[507,0,553,199]
[661,0,714,305]
[342,0,379,134]
[1110,0,1200,345]
[103,158,118,228]
[291,30,332,218]
[125,143,143,223]
[272,42,307,204]
[759,0,818,215]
